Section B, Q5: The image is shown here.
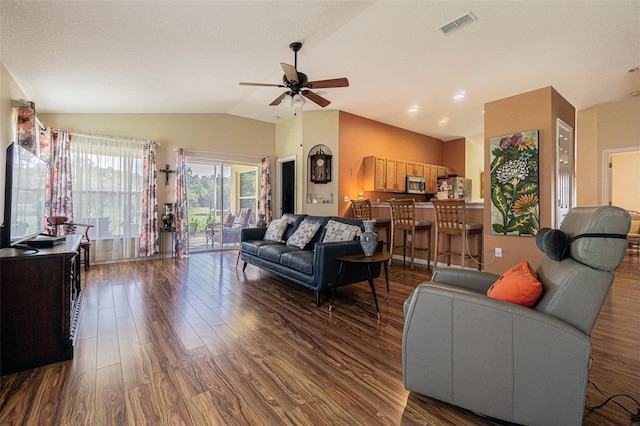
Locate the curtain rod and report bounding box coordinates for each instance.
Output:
[67,131,159,145]
[185,149,262,161]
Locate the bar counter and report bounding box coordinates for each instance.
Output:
[369,201,485,269]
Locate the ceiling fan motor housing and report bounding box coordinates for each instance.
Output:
[282,72,308,94]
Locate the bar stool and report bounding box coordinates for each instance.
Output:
[351,199,372,220]
[432,199,483,270]
[388,199,432,270]
[351,199,392,253]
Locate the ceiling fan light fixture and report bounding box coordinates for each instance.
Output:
[292,93,306,108]
[281,94,293,107]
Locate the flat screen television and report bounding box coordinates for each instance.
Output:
[1,143,48,248]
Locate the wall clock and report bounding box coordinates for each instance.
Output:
[309,149,332,183]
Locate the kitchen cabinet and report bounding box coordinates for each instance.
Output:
[424,164,439,193]
[363,156,387,191]
[389,159,406,192]
[363,156,406,192]
[364,156,450,194]
[406,162,424,177]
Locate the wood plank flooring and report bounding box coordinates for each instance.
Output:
[1,250,639,425]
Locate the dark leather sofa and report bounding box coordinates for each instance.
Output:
[239,213,381,306]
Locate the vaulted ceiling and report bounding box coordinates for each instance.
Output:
[1,1,638,141]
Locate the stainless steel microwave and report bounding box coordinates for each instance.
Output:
[406,176,426,194]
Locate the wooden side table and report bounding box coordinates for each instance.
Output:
[331,251,393,319]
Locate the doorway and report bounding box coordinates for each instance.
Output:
[604,147,640,211]
[279,158,296,216]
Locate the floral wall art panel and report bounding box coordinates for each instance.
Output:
[489,130,539,236]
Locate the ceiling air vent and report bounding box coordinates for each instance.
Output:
[440,12,477,35]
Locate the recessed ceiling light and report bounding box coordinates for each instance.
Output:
[315,90,327,95]
[408,106,419,113]
[628,66,640,73]
[439,117,449,126]
[272,116,282,120]
[631,91,640,97]
[453,91,466,100]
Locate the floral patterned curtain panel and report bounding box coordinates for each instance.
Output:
[39,127,53,223]
[48,130,74,218]
[260,156,272,223]
[174,148,189,257]
[140,141,158,257]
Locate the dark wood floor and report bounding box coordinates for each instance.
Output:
[1,250,639,425]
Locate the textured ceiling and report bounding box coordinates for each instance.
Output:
[1,1,639,141]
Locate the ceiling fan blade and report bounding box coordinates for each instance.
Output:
[306,78,349,89]
[281,63,298,83]
[269,92,289,106]
[239,82,285,87]
[302,90,331,107]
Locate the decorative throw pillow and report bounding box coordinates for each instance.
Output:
[322,220,362,243]
[487,261,543,307]
[263,218,290,242]
[286,222,320,249]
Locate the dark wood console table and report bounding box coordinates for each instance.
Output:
[0,235,82,375]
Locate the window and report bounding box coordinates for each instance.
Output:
[239,170,257,212]
[70,134,144,261]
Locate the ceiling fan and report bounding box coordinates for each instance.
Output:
[239,42,349,108]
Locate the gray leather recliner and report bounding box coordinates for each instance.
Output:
[402,206,631,426]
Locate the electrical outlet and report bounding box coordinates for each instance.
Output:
[343,195,350,202]
[495,247,502,258]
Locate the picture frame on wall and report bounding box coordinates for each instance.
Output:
[489,130,539,236]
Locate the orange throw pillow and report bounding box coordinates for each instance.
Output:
[487,261,542,307]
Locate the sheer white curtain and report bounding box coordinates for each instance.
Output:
[70,134,145,262]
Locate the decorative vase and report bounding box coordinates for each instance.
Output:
[360,219,378,257]
[161,203,175,228]
[256,213,267,228]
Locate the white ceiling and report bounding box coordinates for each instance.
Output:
[1,1,639,141]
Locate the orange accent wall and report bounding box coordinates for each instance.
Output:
[483,86,575,274]
[443,137,466,176]
[337,111,445,217]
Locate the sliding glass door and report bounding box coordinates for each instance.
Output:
[186,158,258,252]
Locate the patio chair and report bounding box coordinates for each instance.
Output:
[212,208,252,245]
[205,212,234,247]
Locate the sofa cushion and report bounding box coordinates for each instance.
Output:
[487,261,542,307]
[322,219,362,243]
[286,222,321,249]
[280,250,315,275]
[281,213,307,241]
[264,218,290,242]
[258,244,300,262]
[299,216,332,246]
[241,239,281,256]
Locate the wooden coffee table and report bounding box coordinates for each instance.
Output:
[330,251,393,319]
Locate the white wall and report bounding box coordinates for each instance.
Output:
[465,133,484,202]
[39,113,276,209]
[301,110,339,216]
[275,109,340,216]
[275,114,304,215]
[1,63,29,217]
[612,151,640,211]
[576,96,640,206]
